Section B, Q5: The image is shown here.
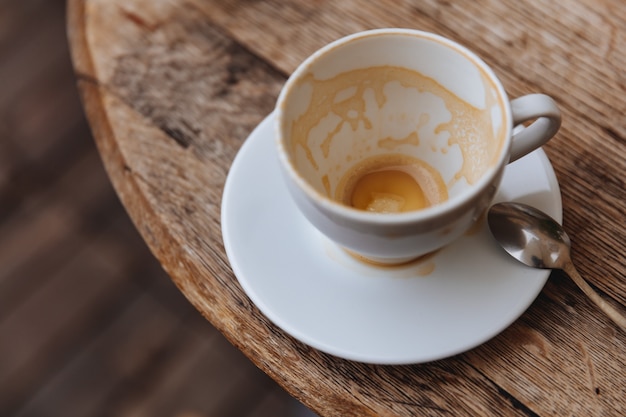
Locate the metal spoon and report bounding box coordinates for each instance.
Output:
[488,202,626,331]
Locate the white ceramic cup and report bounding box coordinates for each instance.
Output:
[275,29,561,264]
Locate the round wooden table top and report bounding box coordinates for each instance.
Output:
[68,0,625,415]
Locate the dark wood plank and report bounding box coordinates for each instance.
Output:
[0,147,119,320]
[14,293,189,417]
[251,389,316,417]
[108,322,284,417]
[0,1,298,415]
[0,216,140,413]
[0,4,93,221]
[0,0,70,113]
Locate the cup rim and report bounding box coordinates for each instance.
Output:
[275,28,512,225]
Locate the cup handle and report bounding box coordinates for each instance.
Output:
[509,94,561,163]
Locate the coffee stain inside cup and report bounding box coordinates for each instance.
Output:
[285,65,506,202]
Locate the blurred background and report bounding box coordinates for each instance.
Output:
[0,1,311,415]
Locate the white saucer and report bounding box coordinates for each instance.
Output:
[221,112,562,365]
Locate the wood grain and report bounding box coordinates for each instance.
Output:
[68,0,626,416]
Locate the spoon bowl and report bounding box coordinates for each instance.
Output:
[488,202,626,331]
[488,202,571,270]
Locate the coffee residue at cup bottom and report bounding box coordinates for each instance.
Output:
[335,154,448,213]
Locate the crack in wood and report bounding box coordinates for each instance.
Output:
[496,386,541,417]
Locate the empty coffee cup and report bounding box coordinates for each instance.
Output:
[275,28,561,264]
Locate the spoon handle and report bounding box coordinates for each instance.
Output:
[563,260,626,331]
